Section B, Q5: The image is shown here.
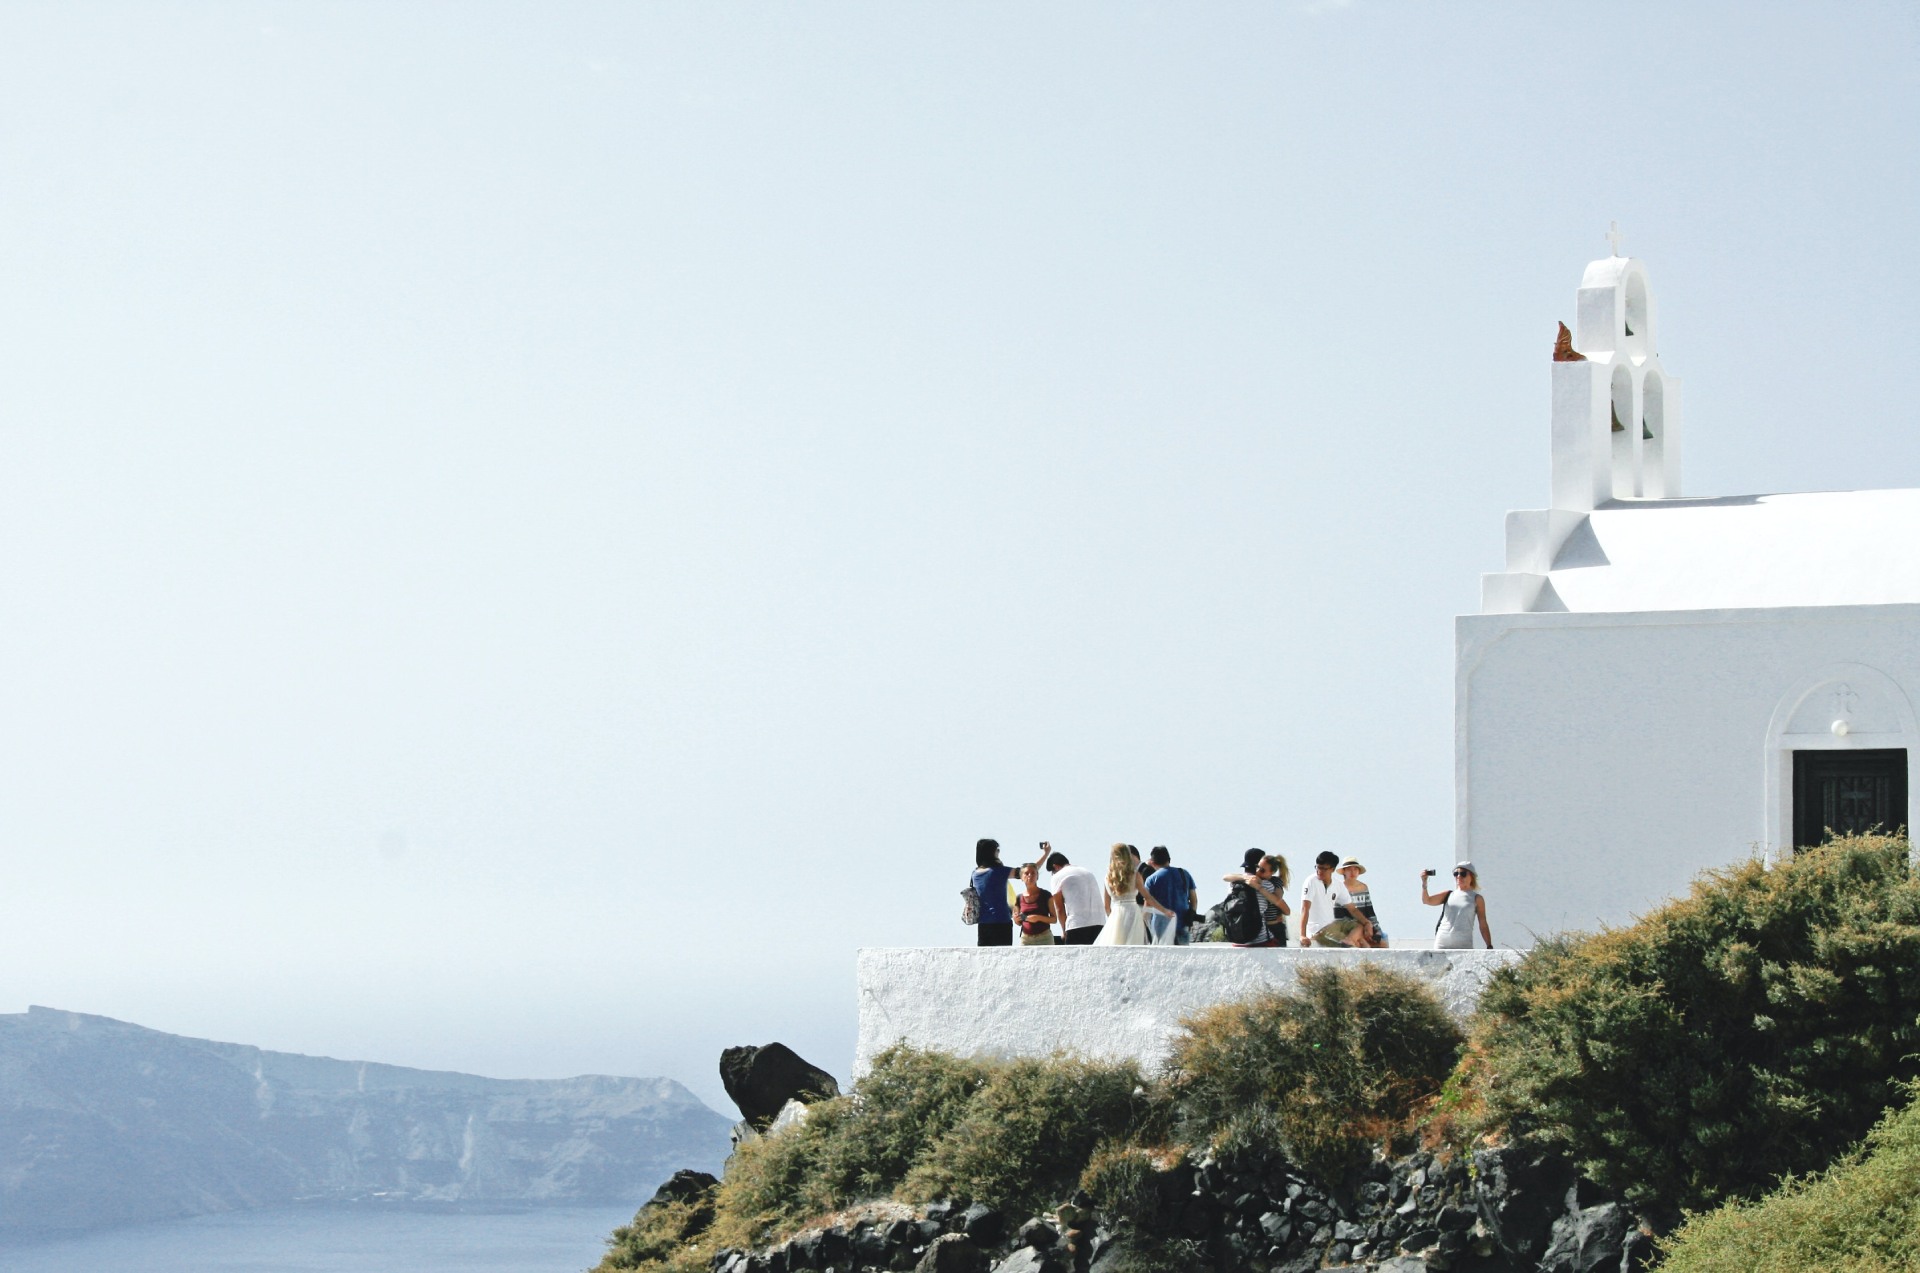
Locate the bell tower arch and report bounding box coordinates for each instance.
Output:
[1550,229,1684,509]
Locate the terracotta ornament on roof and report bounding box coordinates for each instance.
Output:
[1553,321,1586,362]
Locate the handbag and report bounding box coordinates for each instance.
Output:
[960,885,981,925]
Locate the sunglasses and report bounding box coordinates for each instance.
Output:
[1452,869,1471,877]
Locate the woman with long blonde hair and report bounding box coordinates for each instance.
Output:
[1221,849,1292,946]
[1094,842,1174,945]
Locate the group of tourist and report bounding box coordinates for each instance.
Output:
[964,839,1493,950]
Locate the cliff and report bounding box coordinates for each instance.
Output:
[0,1006,731,1235]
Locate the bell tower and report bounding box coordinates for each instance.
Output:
[1550,226,1684,509]
[1481,228,1688,613]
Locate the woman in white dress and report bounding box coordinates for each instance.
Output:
[1095,842,1176,945]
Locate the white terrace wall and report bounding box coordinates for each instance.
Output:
[854,946,1521,1077]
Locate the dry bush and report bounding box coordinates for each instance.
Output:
[1163,963,1464,1182]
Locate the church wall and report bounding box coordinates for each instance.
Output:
[1456,603,1920,941]
[853,946,1520,1076]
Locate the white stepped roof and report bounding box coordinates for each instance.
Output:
[1543,488,1920,613]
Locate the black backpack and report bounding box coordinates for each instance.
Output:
[1222,883,1265,944]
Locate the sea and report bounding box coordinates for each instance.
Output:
[0,1204,639,1273]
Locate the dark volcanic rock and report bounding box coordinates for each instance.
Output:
[719,1043,842,1130]
[992,1249,1064,1273]
[1541,1201,1632,1273]
[650,1168,721,1207]
[916,1232,989,1273]
[0,1006,730,1236]
[962,1202,1007,1244]
[1473,1143,1578,1262]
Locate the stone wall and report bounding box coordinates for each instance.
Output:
[855,947,1520,1076]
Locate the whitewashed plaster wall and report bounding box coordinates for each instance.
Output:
[854,947,1520,1077]
[1456,603,1920,941]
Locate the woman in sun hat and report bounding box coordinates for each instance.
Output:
[1421,862,1493,949]
[1335,858,1386,948]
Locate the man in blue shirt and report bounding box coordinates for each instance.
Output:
[1144,846,1198,946]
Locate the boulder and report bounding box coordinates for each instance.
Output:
[646,1168,719,1208]
[1540,1202,1631,1273]
[719,1044,842,1130]
[1472,1143,1577,1262]
[768,1099,811,1136]
[991,1248,1065,1273]
[961,1202,1006,1244]
[1015,1219,1057,1249]
[915,1233,989,1273]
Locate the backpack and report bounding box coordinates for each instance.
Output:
[1221,882,1265,944]
[960,885,981,925]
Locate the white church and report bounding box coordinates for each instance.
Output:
[857,240,1920,1072]
[1465,241,1918,940]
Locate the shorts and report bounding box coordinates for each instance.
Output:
[1313,919,1361,947]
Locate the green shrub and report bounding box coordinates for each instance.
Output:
[1656,1085,1920,1272]
[701,1047,1146,1249]
[1163,963,1464,1182]
[1469,833,1920,1222]
[816,1045,994,1198]
[598,1197,715,1273]
[1080,1142,1187,1232]
[902,1054,1151,1217]
[707,1097,857,1249]
[705,1047,993,1248]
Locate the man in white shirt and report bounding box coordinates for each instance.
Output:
[1300,850,1370,947]
[1044,847,1107,945]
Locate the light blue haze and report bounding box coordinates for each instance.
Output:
[0,3,1914,1107]
[0,1206,634,1273]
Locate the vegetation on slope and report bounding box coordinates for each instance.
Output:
[597,964,1460,1271]
[1163,963,1464,1181]
[1466,833,1920,1222]
[602,834,1920,1271]
[1655,1084,1920,1273]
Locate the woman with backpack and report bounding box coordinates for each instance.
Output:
[1421,862,1493,949]
[967,839,1015,946]
[1221,849,1290,947]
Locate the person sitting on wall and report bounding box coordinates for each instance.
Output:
[1015,861,1057,945]
[969,839,1015,947]
[1144,846,1199,946]
[1422,862,1494,949]
[1221,848,1290,947]
[1335,858,1387,948]
[1301,850,1361,947]
[1044,847,1106,945]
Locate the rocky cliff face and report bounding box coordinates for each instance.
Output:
[0,1006,731,1235]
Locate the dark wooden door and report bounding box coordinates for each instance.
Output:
[1792,748,1909,848]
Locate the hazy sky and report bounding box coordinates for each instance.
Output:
[2,2,1916,1110]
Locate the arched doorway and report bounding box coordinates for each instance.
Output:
[1764,664,1919,860]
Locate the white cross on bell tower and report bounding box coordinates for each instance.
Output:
[1548,234,1685,510]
